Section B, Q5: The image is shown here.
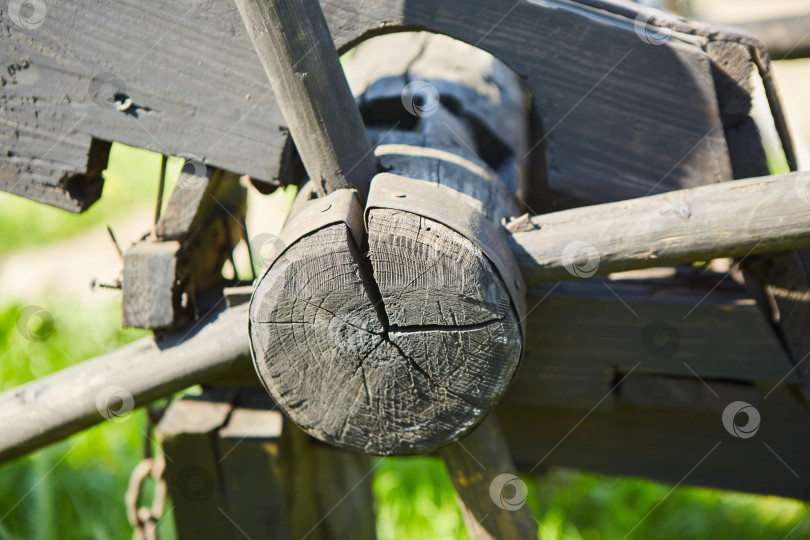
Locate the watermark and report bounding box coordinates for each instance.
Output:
[401,80,440,118]
[634,8,671,46]
[8,0,46,30]
[176,153,209,189]
[251,233,287,269]
[489,473,528,511]
[16,305,54,342]
[561,241,600,278]
[89,72,129,110]
[722,401,760,439]
[176,465,216,502]
[642,321,680,359]
[96,385,135,422]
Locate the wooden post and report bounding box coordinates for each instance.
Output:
[441,415,537,539]
[158,387,376,539]
[233,0,377,198]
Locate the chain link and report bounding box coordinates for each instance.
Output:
[126,403,169,540]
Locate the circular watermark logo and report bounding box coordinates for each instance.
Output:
[16,305,54,342]
[8,0,46,30]
[176,465,216,502]
[176,153,208,189]
[561,241,600,278]
[722,401,760,439]
[489,473,528,511]
[251,233,287,269]
[642,321,680,359]
[96,385,135,422]
[89,72,128,110]
[401,80,440,118]
[634,9,671,46]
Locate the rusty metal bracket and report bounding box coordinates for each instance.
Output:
[365,172,526,332]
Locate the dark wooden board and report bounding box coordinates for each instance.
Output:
[505,276,796,410]
[2,0,733,210]
[499,382,810,499]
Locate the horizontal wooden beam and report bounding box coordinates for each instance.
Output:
[510,172,810,284]
[0,304,251,464]
[2,0,734,210]
[499,380,810,500]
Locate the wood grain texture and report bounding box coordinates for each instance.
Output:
[509,171,810,285]
[2,0,734,210]
[0,304,250,464]
[504,275,794,411]
[441,415,537,539]
[233,0,377,197]
[249,34,525,454]
[159,387,376,540]
[499,381,810,500]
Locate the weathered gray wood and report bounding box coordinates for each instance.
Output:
[122,240,182,329]
[499,381,810,500]
[233,0,376,197]
[159,387,376,540]
[2,0,736,210]
[706,40,769,181]
[738,14,810,60]
[0,270,794,468]
[0,304,250,464]
[441,415,537,539]
[505,275,795,410]
[509,171,810,285]
[122,165,245,329]
[249,35,525,455]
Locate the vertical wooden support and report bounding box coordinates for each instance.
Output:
[233,0,377,198]
[441,415,537,539]
[158,387,376,539]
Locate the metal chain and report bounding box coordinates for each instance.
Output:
[125,404,169,540]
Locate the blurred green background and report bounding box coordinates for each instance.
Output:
[0,143,808,539]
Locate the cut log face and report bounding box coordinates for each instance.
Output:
[249,31,526,455]
[250,198,521,455]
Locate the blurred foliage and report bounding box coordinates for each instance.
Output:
[2,144,810,539]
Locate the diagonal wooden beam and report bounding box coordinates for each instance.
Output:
[232,0,377,198]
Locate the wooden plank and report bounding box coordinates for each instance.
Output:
[508,171,810,285]
[498,381,810,499]
[122,240,182,329]
[159,387,376,539]
[507,276,796,411]
[441,415,537,539]
[233,0,377,198]
[2,0,732,210]
[122,165,246,329]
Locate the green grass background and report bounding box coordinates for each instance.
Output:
[1,144,809,539]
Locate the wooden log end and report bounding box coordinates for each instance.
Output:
[249,200,521,455]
